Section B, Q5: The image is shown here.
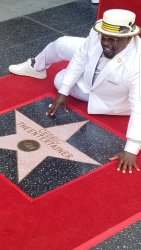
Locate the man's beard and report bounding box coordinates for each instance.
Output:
[102,46,115,59]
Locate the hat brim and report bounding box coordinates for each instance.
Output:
[93,20,141,37]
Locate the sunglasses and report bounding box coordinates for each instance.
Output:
[98,34,123,44]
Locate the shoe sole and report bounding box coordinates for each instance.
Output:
[9,69,47,79]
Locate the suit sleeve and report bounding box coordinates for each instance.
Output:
[58,29,96,96]
[124,63,141,155]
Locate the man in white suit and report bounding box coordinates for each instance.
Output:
[9,9,141,174]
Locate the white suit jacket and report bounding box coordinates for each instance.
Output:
[59,29,141,155]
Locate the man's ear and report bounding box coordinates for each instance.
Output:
[128,37,132,43]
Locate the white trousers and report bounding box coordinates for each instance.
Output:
[34,36,89,101]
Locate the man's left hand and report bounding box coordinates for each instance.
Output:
[109,151,140,173]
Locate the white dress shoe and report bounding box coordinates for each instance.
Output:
[9,59,47,79]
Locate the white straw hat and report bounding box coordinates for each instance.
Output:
[93,9,141,37]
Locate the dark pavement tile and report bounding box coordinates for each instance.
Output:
[89,220,141,250]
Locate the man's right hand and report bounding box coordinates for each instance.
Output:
[46,93,68,116]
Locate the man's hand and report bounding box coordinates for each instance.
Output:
[109,151,140,173]
[46,93,68,116]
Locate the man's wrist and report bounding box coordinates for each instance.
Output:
[58,84,71,96]
[124,139,141,155]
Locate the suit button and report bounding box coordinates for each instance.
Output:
[117,58,122,63]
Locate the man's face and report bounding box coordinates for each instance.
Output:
[99,34,131,59]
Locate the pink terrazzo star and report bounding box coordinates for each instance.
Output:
[0,110,100,182]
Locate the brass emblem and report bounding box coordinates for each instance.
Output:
[117,58,122,63]
[17,140,40,152]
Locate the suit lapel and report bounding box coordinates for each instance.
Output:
[87,42,103,87]
[91,42,133,90]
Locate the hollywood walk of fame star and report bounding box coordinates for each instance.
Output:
[0,110,100,182]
